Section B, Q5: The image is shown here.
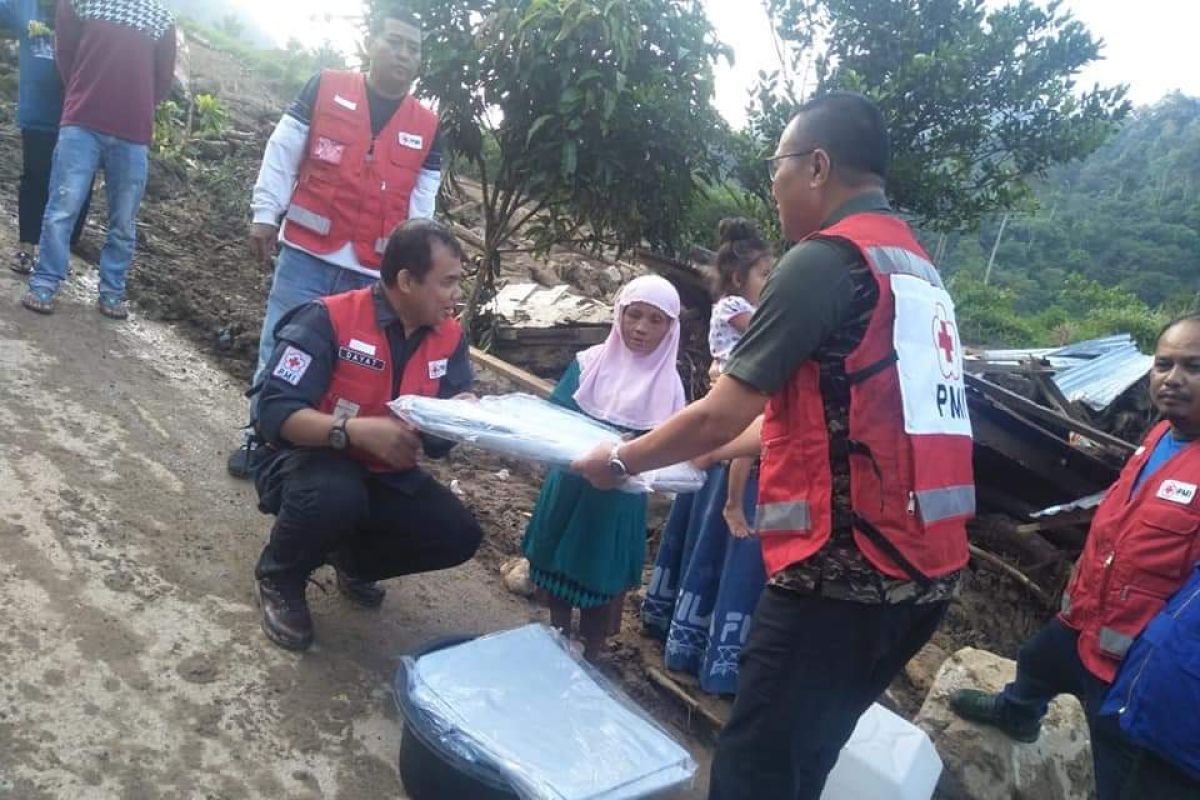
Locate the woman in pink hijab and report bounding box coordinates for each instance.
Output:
[523,275,686,659]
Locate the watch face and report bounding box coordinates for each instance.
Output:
[330,427,348,450]
[608,459,626,477]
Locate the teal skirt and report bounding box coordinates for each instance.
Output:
[522,467,649,608]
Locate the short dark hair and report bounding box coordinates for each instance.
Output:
[368,4,421,37]
[711,217,772,299]
[790,91,890,181]
[1158,311,1200,343]
[380,219,464,286]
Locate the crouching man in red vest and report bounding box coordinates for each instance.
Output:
[574,92,974,799]
[951,314,1200,799]
[252,219,482,652]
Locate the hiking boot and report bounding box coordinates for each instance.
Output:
[227,438,269,480]
[949,689,1042,743]
[11,251,34,275]
[255,576,314,651]
[335,566,387,609]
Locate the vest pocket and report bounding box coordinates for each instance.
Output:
[1131,507,1200,581]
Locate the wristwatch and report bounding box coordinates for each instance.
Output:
[607,444,631,478]
[329,418,351,451]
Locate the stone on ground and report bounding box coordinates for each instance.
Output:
[915,647,1093,800]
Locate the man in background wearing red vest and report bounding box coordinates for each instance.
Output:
[951,314,1200,799]
[229,4,443,479]
[251,219,482,652]
[574,92,974,799]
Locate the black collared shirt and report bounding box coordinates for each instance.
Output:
[256,284,473,482]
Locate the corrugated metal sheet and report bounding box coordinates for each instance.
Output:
[1052,344,1153,412]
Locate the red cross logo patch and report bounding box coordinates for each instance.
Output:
[931,303,960,380]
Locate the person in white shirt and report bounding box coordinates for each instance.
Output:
[229,7,443,478]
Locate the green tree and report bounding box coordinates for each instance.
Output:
[367,0,727,329]
[746,0,1130,231]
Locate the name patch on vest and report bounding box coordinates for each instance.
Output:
[339,346,385,371]
[1157,480,1198,506]
[273,346,313,385]
[398,132,425,150]
[333,94,358,111]
[428,358,448,380]
[348,338,377,356]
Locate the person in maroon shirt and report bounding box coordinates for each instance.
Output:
[22,0,175,320]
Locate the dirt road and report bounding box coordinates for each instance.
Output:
[0,251,706,798]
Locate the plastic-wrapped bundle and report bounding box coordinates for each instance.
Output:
[395,624,698,800]
[388,394,705,494]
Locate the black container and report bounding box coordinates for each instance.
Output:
[394,636,520,800]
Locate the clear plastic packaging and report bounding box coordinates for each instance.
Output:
[396,624,698,800]
[389,394,705,494]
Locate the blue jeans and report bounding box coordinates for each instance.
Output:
[254,244,375,384]
[29,125,148,302]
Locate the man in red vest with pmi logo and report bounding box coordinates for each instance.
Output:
[574,92,975,798]
[252,219,482,652]
[951,314,1200,799]
[229,4,443,478]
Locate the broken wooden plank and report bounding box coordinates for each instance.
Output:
[646,666,727,732]
[469,347,554,398]
[966,373,1136,456]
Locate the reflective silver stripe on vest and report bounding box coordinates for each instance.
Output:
[1060,590,1072,616]
[916,485,976,523]
[375,238,389,255]
[1099,627,1134,659]
[286,204,332,236]
[755,501,812,534]
[867,245,944,289]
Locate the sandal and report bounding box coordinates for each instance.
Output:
[21,288,56,314]
[10,251,34,275]
[97,296,129,320]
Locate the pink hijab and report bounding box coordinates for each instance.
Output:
[573,275,687,430]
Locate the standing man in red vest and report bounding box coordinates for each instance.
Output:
[574,92,975,799]
[229,5,443,478]
[951,314,1200,799]
[252,219,482,652]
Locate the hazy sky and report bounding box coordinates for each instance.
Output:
[240,0,1198,127]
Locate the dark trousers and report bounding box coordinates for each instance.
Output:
[708,587,948,800]
[254,449,484,584]
[20,128,91,247]
[999,618,1199,800]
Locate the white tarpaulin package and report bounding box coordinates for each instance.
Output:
[389,393,705,494]
[397,624,698,800]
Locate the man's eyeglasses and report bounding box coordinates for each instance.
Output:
[765,148,818,182]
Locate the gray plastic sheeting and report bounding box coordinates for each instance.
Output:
[404,625,697,800]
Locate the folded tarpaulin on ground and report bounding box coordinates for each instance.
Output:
[398,624,697,800]
[389,393,705,494]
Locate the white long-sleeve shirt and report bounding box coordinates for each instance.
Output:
[250,83,442,277]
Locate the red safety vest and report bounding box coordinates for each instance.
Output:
[318,287,463,472]
[1060,422,1200,682]
[757,212,975,582]
[283,69,439,271]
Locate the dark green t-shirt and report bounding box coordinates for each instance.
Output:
[725,190,961,605]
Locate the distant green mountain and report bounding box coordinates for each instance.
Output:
[162,0,273,47]
[937,93,1200,313]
